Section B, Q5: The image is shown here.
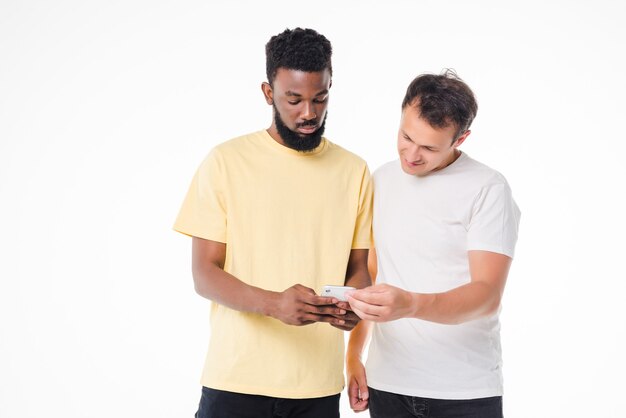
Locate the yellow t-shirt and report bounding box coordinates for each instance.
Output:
[174,130,373,398]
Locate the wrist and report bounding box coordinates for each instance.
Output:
[346,349,363,363]
[411,292,432,319]
[259,290,279,317]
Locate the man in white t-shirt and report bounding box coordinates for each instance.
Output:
[345,70,520,418]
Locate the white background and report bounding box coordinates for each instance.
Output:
[1,1,625,417]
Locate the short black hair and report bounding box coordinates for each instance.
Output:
[265,28,332,85]
[402,69,478,141]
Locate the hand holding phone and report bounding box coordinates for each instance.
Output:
[321,285,356,302]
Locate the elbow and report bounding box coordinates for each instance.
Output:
[192,271,210,299]
[475,282,504,320]
[193,280,205,297]
[483,295,502,318]
[447,295,502,325]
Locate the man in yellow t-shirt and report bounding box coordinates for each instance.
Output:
[174,28,373,418]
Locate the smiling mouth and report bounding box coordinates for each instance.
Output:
[297,125,318,134]
[406,159,424,166]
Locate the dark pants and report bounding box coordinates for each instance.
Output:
[195,386,340,418]
[369,387,503,418]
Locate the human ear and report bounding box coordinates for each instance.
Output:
[261,82,274,105]
[453,130,471,148]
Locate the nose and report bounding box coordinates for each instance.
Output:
[301,102,317,121]
[405,143,421,161]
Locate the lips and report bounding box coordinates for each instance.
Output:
[405,159,423,167]
[297,125,318,134]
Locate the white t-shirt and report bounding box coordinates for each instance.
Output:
[366,153,521,400]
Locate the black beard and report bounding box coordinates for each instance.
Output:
[273,105,327,152]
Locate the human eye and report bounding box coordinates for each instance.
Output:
[313,96,328,103]
[287,100,300,105]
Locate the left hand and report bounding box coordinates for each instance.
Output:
[328,301,361,331]
[346,355,369,412]
[346,284,417,322]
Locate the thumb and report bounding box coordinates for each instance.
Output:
[357,375,369,400]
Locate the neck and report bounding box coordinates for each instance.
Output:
[266,125,286,146]
[441,148,462,170]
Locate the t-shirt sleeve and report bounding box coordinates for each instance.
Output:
[352,164,374,249]
[173,149,227,243]
[467,182,520,258]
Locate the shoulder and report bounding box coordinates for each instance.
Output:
[372,160,400,181]
[460,156,519,215]
[324,138,369,169]
[211,131,263,155]
[191,132,261,177]
[459,154,512,190]
[200,131,264,163]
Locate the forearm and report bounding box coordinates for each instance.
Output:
[193,263,276,316]
[349,251,510,324]
[413,251,511,324]
[346,320,372,361]
[345,270,371,289]
[346,319,372,412]
[413,281,502,325]
[344,249,371,289]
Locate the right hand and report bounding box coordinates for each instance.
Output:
[268,284,347,326]
[347,356,369,412]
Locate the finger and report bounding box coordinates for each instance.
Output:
[336,312,360,330]
[300,291,338,305]
[305,313,346,326]
[335,301,353,311]
[347,296,383,317]
[349,288,387,305]
[356,370,369,409]
[348,377,369,411]
[352,397,368,412]
[357,375,369,402]
[353,398,369,412]
[348,378,360,409]
[330,314,359,330]
[342,311,360,321]
[348,301,381,322]
[308,305,346,316]
[312,295,339,305]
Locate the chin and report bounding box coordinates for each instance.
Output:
[401,163,419,175]
[402,164,431,177]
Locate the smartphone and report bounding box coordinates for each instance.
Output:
[321,285,356,302]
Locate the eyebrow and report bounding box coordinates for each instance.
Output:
[285,89,329,97]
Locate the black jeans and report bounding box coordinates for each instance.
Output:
[195,386,340,418]
[369,387,503,418]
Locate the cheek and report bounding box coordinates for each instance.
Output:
[315,103,328,116]
[398,144,418,159]
[277,106,297,125]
